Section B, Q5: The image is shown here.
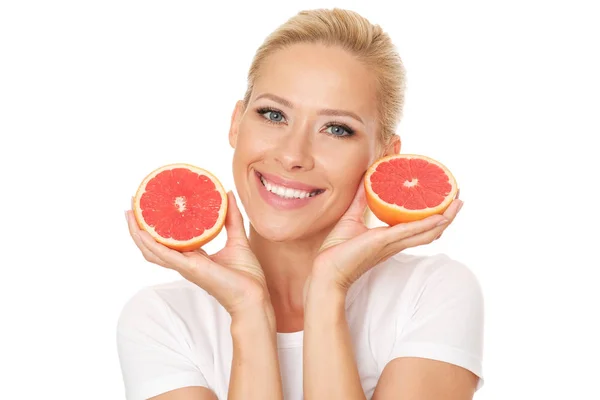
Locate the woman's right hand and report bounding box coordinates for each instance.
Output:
[125,191,271,318]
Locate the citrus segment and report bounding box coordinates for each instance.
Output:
[364,154,458,225]
[133,164,228,251]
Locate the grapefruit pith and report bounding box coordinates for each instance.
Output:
[364,154,458,226]
[133,163,228,251]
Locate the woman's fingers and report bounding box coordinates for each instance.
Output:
[224,191,250,248]
[135,230,236,293]
[383,214,448,244]
[135,229,183,268]
[383,199,463,248]
[126,208,241,296]
[126,208,201,272]
[340,181,368,224]
[436,198,463,240]
[190,247,210,258]
[125,210,164,265]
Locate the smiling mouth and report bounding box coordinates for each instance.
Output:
[258,173,325,200]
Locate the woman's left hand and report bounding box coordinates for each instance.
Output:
[310,181,463,293]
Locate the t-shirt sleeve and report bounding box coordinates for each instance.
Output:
[387,259,485,390]
[116,288,210,400]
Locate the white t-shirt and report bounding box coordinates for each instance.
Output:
[117,252,484,400]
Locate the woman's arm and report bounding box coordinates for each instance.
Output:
[151,302,283,400]
[302,279,366,400]
[228,302,283,400]
[302,277,479,400]
[150,387,216,400]
[372,357,478,399]
[125,193,284,400]
[302,183,465,399]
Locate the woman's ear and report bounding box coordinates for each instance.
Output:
[384,134,401,157]
[228,100,245,149]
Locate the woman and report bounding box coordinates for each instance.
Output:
[118,8,484,400]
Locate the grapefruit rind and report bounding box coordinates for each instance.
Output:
[133,163,228,252]
[364,154,458,225]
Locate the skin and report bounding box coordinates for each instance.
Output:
[126,42,475,400]
[229,42,389,332]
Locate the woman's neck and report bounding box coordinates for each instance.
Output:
[248,224,329,333]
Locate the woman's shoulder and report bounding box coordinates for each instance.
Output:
[349,252,483,310]
[359,253,485,389]
[396,252,476,283]
[117,279,225,335]
[372,252,479,289]
[116,280,221,399]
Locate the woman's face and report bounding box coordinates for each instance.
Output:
[229,42,391,242]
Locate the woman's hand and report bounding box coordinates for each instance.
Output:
[310,182,463,294]
[126,191,270,318]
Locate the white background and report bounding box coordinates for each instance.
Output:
[1,0,598,399]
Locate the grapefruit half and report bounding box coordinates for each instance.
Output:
[364,154,458,225]
[133,163,228,251]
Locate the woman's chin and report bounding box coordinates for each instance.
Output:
[249,219,325,243]
[249,222,301,242]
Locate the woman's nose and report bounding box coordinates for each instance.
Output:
[274,125,315,172]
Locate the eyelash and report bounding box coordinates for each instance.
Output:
[255,107,356,139]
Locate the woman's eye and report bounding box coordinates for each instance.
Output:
[263,110,285,123]
[325,125,352,137]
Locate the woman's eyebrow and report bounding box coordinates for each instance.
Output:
[255,92,364,124]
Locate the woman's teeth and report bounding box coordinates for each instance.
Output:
[260,175,322,199]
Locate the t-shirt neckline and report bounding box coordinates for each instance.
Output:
[273,266,374,349]
[276,330,304,348]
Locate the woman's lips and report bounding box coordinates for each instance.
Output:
[255,170,324,193]
[254,171,324,210]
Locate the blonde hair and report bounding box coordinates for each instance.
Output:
[242,8,406,149]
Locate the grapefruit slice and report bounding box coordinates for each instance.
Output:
[133,163,228,251]
[364,154,458,226]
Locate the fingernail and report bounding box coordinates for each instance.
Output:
[457,200,464,213]
[436,218,449,227]
[125,210,129,222]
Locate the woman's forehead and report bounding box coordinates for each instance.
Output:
[252,43,379,118]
